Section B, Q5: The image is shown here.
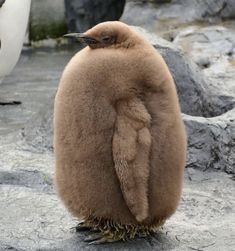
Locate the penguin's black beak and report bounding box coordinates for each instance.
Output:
[64,33,99,45]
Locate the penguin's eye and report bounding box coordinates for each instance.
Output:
[102,36,113,44]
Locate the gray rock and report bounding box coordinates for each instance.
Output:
[220,0,235,19]
[173,25,235,99]
[173,26,235,172]
[0,48,74,136]
[0,140,234,250]
[64,0,126,33]
[184,108,235,174]
[22,99,54,152]
[145,0,235,21]
[0,169,53,192]
[121,1,235,40]
[134,26,234,117]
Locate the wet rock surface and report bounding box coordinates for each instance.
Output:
[173,25,235,98]
[122,1,235,40]
[123,0,235,23]
[0,48,75,135]
[168,0,235,20]
[184,109,235,174]
[0,15,235,251]
[0,131,234,251]
[134,27,211,117]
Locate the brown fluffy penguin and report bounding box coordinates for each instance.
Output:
[54,21,187,244]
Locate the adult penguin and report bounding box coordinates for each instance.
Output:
[0,0,31,105]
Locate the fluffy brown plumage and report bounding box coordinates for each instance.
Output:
[54,21,187,243]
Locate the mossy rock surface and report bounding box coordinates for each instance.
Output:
[29,0,67,41]
[30,21,67,41]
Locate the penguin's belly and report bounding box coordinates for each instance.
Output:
[54,68,186,226]
[146,93,187,222]
[54,91,136,224]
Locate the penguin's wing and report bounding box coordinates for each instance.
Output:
[112,99,151,222]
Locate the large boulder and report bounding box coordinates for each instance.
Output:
[136,26,235,174]
[173,25,235,94]
[123,0,235,23]
[122,0,235,41]
[171,25,235,174]
[133,26,234,117]
[64,0,126,33]
[184,108,235,174]
[159,0,235,20]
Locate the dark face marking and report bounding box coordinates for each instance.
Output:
[64,32,116,48]
[101,35,114,44]
[82,37,99,45]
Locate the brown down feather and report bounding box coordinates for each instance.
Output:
[54,21,187,226]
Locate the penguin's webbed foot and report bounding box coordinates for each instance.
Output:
[75,220,93,232]
[85,232,122,245]
[79,216,165,244]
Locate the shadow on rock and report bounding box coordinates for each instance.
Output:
[0,170,53,193]
[38,230,177,251]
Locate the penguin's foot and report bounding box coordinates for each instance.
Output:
[84,232,122,245]
[75,220,93,232]
[0,100,21,106]
[81,216,166,244]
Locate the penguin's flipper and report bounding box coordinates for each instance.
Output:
[0,0,6,8]
[112,100,151,222]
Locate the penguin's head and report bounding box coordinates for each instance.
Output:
[64,21,138,49]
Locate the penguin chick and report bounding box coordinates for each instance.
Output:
[54,21,187,244]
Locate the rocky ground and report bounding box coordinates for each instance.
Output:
[1,1,235,250]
